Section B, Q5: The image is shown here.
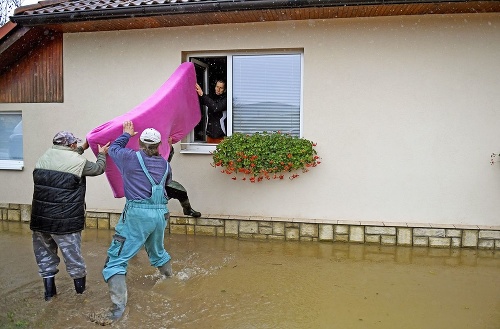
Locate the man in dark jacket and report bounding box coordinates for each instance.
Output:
[31,131,109,301]
[196,79,227,144]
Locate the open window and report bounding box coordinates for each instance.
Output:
[0,112,23,170]
[182,51,303,154]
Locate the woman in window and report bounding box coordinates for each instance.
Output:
[196,80,227,144]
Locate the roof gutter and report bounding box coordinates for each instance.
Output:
[10,0,469,26]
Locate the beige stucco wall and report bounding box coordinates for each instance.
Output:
[1,13,499,226]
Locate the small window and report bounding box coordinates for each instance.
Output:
[0,112,23,170]
[182,51,303,154]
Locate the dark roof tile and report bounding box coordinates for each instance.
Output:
[17,0,218,15]
[10,0,500,32]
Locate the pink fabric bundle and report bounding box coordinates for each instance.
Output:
[86,62,201,198]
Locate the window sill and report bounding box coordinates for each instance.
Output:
[180,143,216,155]
[0,160,24,170]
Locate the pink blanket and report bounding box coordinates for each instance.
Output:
[86,62,201,198]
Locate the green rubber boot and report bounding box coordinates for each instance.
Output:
[158,260,173,278]
[107,274,127,322]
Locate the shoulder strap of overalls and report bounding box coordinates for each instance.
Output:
[135,151,169,186]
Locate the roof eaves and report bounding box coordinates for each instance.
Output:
[10,0,476,27]
[0,23,31,54]
[0,21,18,40]
[0,24,37,72]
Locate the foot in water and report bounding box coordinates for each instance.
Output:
[88,308,127,326]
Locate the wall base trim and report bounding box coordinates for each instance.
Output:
[2,203,499,250]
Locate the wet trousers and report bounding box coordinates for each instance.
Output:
[32,231,86,279]
[102,201,171,282]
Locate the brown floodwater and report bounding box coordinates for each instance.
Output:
[1,221,499,329]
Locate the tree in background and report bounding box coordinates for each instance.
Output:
[1,0,22,27]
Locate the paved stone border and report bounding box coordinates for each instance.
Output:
[2,203,499,250]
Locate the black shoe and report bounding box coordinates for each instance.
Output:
[183,207,201,217]
[43,277,57,301]
[74,276,86,294]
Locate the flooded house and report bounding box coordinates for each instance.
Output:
[1,0,500,249]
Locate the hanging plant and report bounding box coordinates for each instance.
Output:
[211,132,320,182]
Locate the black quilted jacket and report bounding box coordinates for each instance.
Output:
[31,168,87,234]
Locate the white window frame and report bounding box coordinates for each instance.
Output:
[181,50,304,154]
[0,112,23,170]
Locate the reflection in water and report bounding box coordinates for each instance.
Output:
[1,221,499,329]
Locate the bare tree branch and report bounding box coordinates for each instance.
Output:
[1,0,23,27]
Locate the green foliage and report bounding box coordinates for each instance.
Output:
[212,132,320,182]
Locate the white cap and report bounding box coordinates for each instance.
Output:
[140,128,161,144]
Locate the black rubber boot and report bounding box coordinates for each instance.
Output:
[74,276,86,294]
[43,276,57,301]
[181,199,201,217]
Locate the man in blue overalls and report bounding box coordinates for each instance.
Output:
[101,121,173,323]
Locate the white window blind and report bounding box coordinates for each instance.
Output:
[232,54,301,136]
[0,113,23,170]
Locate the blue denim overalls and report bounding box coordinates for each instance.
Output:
[102,152,171,282]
